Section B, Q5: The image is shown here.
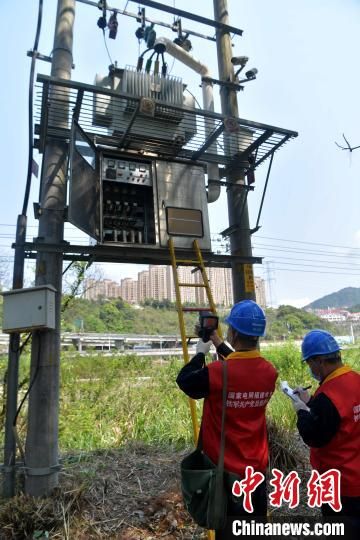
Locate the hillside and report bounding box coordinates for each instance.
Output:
[305,287,360,310]
[59,297,334,340]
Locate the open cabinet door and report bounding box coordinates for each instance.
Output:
[69,120,101,241]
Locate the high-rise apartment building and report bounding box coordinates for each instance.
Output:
[148,265,168,301]
[194,267,233,307]
[107,281,121,298]
[83,278,120,301]
[83,266,266,308]
[170,266,197,304]
[120,277,138,304]
[138,270,150,303]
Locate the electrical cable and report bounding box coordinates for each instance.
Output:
[210,230,360,253]
[167,56,176,75]
[258,260,360,272]
[22,0,43,217]
[102,28,114,65]
[253,243,360,259]
[255,235,360,251]
[185,88,201,109]
[62,261,75,276]
[12,333,41,471]
[251,253,360,268]
[10,333,32,355]
[268,267,360,276]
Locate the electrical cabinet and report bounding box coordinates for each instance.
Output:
[2,285,56,333]
[69,121,211,251]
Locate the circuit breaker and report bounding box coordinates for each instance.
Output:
[101,155,156,245]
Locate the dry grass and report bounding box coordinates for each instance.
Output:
[0,444,205,539]
[0,426,318,538]
[268,417,306,473]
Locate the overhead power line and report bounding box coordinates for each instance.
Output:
[255,235,360,251]
[270,267,360,276]
[259,254,360,268]
[265,260,360,271]
[253,243,360,259]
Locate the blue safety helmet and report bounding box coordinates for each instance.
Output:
[225,300,266,337]
[301,330,340,361]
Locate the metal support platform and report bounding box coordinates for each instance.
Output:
[35,75,297,175]
[17,242,262,267]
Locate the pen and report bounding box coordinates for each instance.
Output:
[293,385,312,395]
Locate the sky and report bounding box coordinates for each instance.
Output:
[1,0,360,308]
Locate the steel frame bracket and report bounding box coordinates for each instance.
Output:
[220,224,239,238]
[202,76,244,92]
[17,241,263,266]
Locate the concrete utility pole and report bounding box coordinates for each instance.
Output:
[213,0,256,302]
[24,0,75,496]
[3,215,27,497]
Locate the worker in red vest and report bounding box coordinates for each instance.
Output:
[292,330,360,536]
[176,300,278,538]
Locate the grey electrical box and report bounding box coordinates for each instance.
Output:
[1,285,57,333]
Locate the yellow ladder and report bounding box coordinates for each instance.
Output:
[169,238,222,540]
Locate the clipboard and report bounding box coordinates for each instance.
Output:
[280,380,298,402]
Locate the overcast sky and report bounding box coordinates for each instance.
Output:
[1,0,360,307]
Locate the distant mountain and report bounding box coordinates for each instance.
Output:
[305,287,360,310]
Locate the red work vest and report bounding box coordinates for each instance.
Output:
[310,367,360,497]
[201,351,278,476]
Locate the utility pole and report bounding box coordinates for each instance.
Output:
[24,0,75,496]
[3,215,27,497]
[213,0,255,303]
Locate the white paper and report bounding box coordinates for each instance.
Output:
[280,380,298,402]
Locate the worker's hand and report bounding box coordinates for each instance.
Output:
[291,394,310,413]
[209,330,222,349]
[196,339,212,355]
[293,386,311,404]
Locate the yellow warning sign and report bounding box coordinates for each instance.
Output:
[243,264,255,293]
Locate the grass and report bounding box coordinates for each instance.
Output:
[0,343,359,452]
[1,344,359,537]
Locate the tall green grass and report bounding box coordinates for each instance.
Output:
[0,344,359,452]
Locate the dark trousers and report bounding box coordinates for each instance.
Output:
[321,496,360,540]
[215,481,267,540]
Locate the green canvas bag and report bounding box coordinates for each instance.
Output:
[180,360,228,531]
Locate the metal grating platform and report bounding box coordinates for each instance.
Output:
[34,74,297,173]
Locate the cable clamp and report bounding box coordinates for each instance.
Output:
[22,464,61,476]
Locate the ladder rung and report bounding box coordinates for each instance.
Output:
[178,282,206,288]
[176,259,200,265]
[182,307,213,312]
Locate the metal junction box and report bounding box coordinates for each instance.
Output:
[2,285,56,333]
[69,122,211,251]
